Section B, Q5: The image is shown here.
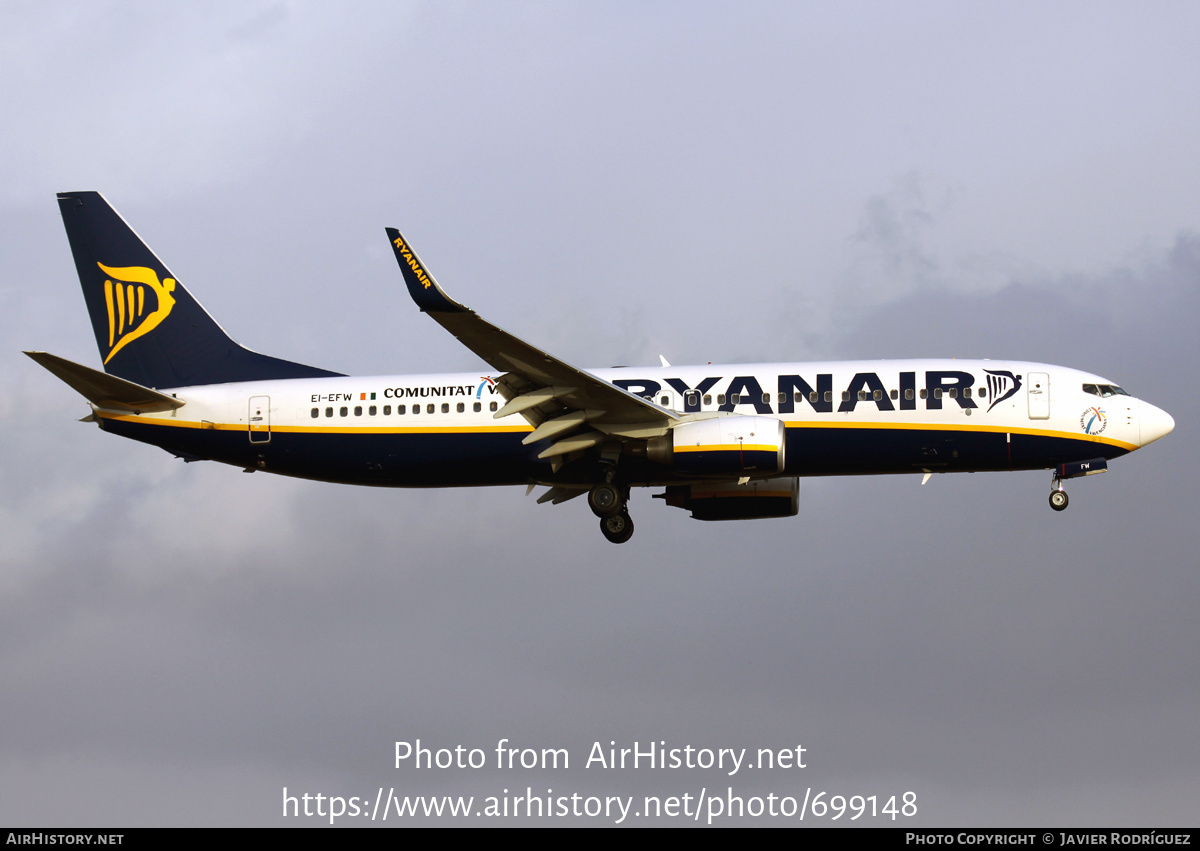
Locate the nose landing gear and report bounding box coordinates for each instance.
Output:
[1047,458,1108,512]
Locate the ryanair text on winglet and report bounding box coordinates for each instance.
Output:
[393,236,433,289]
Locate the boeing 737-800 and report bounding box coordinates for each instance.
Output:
[28,192,1175,542]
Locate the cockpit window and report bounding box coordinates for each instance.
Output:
[1083,383,1130,398]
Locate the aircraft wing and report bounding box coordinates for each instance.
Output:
[386,229,677,456]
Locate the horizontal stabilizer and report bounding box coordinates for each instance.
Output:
[24,351,185,413]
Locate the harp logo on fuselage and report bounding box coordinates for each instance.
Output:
[97,263,176,363]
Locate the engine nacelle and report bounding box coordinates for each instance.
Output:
[655,477,800,521]
[647,416,786,476]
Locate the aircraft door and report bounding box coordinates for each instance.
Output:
[249,395,271,443]
[1027,373,1049,419]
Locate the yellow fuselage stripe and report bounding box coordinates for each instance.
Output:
[94,411,1137,451]
[782,419,1137,452]
[97,412,531,435]
[675,444,778,453]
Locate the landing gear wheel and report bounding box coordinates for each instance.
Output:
[1049,490,1069,511]
[600,511,634,544]
[588,483,623,517]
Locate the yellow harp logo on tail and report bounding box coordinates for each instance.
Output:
[97,263,177,363]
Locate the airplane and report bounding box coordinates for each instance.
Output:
[27,192,1175,543]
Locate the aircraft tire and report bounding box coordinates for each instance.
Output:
[600,511,634,544]
[1049,490,1069,511]
[589,483,623,517]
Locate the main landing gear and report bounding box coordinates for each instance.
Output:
[589,471,634,544]
[1049,473,1069,512]
[599,510,634,544]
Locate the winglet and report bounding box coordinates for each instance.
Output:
[385,228,468,313]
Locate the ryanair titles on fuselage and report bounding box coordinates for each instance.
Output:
[309,368,1025,415]
[609,368,1022,415]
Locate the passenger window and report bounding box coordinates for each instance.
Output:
[456,402,464,413]
[340,407,348,417]
[890,389,898,400]
[717,394,726,405]
[934,389,943,399]
[730,393,741,404]
[843,391,851,402]
[439,403,447,414]
[325,407,333,417]
[354,406,363,416]
[824,391,832,403]
[473,402,481,413]
[919,389,928,400]
[873,389,882,401]
[369,405,377,415]
[857,390,867,401]
[398,405,406,415]
[762,393,770,404]
[948,388,956,399]
[383,405,392,415]
[977,387,986,398]
[781,392,789,403]
[703,394,712,406]
[489,401,498,412]
[963,388,971,398]
[905,389,914,401]
[809,391,817,403]
[412,405,419,415]
[660,395,669,406]
[310,408,319,418]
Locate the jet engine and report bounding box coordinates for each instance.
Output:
[654,476,800,521]
[646,416,786,476]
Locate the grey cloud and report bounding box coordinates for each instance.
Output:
[3,2,1199,826]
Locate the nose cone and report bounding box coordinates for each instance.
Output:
[1140,402,1175,447]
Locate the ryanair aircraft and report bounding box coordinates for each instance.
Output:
[29,192,1175,543]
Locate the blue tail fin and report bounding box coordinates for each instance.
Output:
[57,192,342,388]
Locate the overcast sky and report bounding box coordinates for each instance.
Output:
[2,1,1198,826]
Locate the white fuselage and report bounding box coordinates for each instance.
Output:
[93,359,1172,488]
